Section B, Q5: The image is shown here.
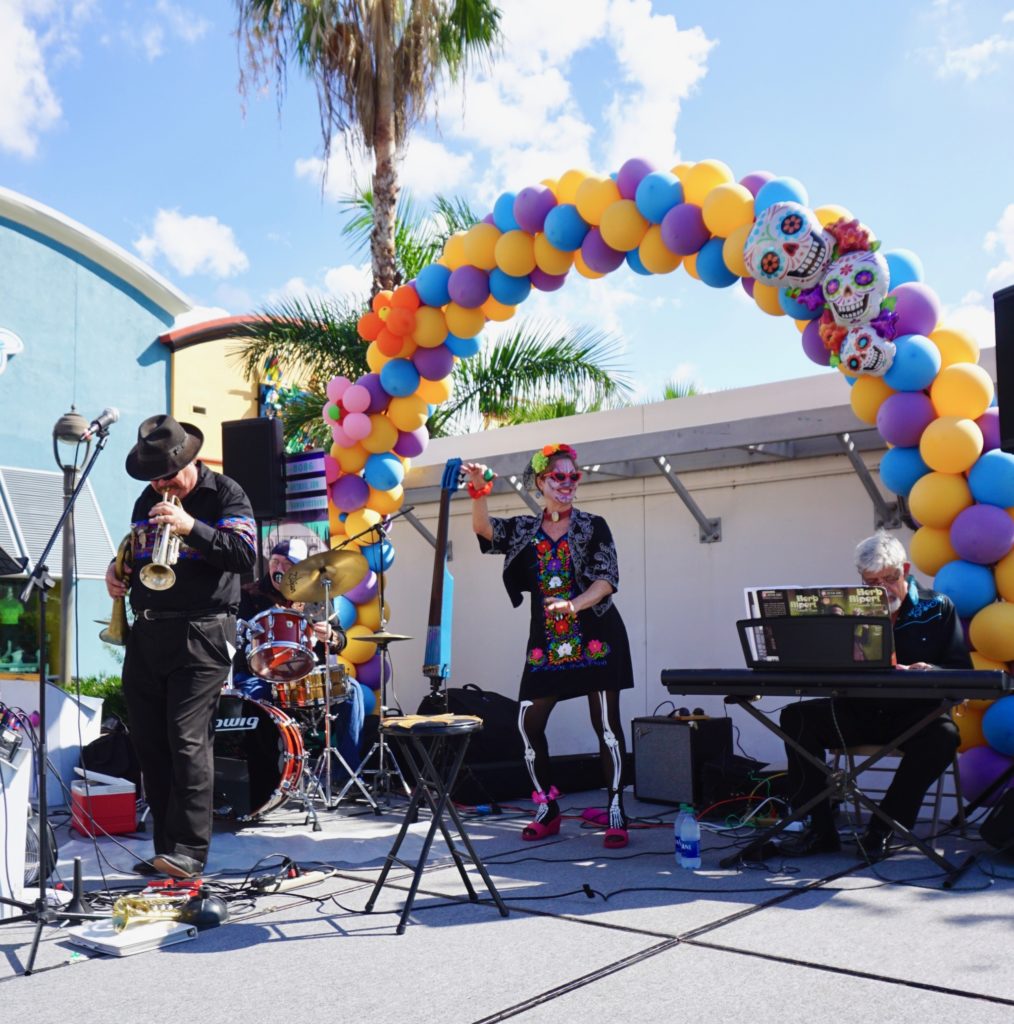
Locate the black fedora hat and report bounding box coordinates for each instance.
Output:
[125,414,204,481]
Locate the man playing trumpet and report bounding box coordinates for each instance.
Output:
[105,414,256,879]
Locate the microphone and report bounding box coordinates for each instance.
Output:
[80,407,120,441]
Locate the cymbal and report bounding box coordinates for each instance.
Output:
[359,630,413,644]
[278,548,369,604]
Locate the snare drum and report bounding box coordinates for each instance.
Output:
[273,661,350,709]
[213,692,304,820]
[247,607,315,682]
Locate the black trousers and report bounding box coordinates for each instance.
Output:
[123,613,235,864]
[779,698,960,832]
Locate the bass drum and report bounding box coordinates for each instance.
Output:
[213,692,304,821]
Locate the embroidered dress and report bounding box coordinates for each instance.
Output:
[480,510,634,701]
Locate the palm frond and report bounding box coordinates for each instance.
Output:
[660,379,701,400]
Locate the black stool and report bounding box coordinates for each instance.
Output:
[364,715,509,934]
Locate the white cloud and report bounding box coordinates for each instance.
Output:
[940,296,996,350]
[985,203,1014,290]
[937,34,1014,79]
[116,1,209,62]
[264,262,371,307]
[134,209,249,278]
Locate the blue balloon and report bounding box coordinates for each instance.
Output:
[445,333,481,358]
[879,446,929,496]
[363,452,404,491]
[884,249,925,289]
[379,358,420,397]
[359,682,376,716]
[634,171,683,224]
[882,334,941,392]
[983,697,1014,756]
[489,268,532,305]
[753,177,808,215]
[361,538,395,573]
[336,595,357,630]
[934,560,997,618]
[779,287,822,320]
[625,249,651,276]
[416,264,452,307]
[493,191,520,233]
[543,203,589,252]
[968,449,1014,507]
[696,238,738,288]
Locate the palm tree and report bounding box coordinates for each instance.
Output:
[658,378,701,400]
[235,0,501,293]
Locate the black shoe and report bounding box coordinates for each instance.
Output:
[856,828,893,861]
[152,853,204,879]
[776,827,841,857]
[132,858,159,876]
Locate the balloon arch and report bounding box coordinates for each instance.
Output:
[317,157,1014,797]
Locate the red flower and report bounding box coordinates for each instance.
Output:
[536,540,551,554]
[587,639,602,653]
[554,619,568,635]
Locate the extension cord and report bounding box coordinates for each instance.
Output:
[258,868,337,894]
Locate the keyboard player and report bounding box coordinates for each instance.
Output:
[778,531,971,860]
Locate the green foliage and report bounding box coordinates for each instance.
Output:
[66,674,128,724]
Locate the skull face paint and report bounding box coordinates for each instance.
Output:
[821,249,890,328]
[840,326,896,377]
[742,202,834,289]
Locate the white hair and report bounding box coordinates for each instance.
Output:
[854,531,907,575]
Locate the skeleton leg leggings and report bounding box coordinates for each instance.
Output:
[518,697,559,823]
[589,689,627,830]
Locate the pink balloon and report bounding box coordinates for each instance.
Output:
[343,411,372,441]
[342,383,371,414]
[326,375,351,403]
[331,423,353,448]
[323,454,341,484]
[322,401,340,425]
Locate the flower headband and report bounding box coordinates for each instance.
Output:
[530,443,578,474]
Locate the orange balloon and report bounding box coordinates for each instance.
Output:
[391,285,420,310]
[385,306,416,337]
[371,290,393,314]
[357,311,383,341]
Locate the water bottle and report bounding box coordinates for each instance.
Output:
[674,805,686,865]
[679,810,701,869]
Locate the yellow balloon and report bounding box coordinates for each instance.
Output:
[814,204,853,227]
[332,441,369,474]
[445,303,486,339]
[557,168,592,205]
[951,703,987,753]
[481,295,516,322]
[416,375,453,404]
[850,375,894,424]
[638,225,682,274]
[722,223,752,277]
[575,176,621,226]
[971,651,1008,673]
[328,503,344,535]
[361,413,399,454]
[533,234,574,275]
[442,231,468,269]
[929,363,994,419]
[412,306,448,348]
[599,199,649,252]
[907,472,973,529]
[336,655,356,679]
[794,318,810,333]
[365,342,390,373]
[355,596,390,632]
[367,483,404,515]
[494,230,537,276]
[908,525,958,576]
[753,282,785,317]
[702,183,755,237]
[462,222,501,271]
[671,161,693,184]
[919,416,984,474]
[343,624,379,665]
[683,251,699,280]
[930,326,980,368]
[387,394,429,432]
[970,601,1014,662]
[344,507,382,539]
[541,178,559,197]
[994,547,1014,602]
[392,335,417,360]
[682,159,734,207]
[573,250,605,279]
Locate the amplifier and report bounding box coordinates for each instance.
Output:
[631,716,732,806]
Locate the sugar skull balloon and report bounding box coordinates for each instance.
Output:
[742,202,834,289]
[821,250,890,328]
[839,325,896,377]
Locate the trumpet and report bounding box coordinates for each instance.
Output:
[112,893,189,932]
[139,492,181,590]
[99,534,133,646]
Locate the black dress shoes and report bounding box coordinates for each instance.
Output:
[776,827,842,857]
[152,853,204,879]
[856,828,893,861]
[132,858,159,876]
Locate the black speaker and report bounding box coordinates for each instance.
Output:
[631,716,732,806]
[995,284,1014,454]
[221,417,285,519]
[980,789,1014,856]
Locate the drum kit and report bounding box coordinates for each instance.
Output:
[213,546,411,829]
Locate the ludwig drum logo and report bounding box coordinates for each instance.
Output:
[215,715,259,732]
[0,328,23,375]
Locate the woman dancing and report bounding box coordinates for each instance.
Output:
[464,443,634,848]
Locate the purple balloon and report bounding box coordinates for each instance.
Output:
[530,268,567,291]
[741,277,755,298]
[958,745,1014,805]
[330,474,369,513]
[950,504,1014,564]
[660,202,709,255]
[739,171,775,198]
[891,283,941,337]
[801,319,829,365]
[393,426,428,458]
[581,228,625,273]
[356,652,382,688]
[978,407,1000,452]
[412,344,455,381]
[357,372,390,414]
[876,392,937,448]
[513,186,556,234]
[344,569,377,604]
[448,265,490,308]
[481,213,496,225]
[616,157,656,200]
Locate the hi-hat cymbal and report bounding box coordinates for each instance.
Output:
[359,630,412,644]
[279,548,369,604]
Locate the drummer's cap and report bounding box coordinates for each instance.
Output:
[270,538,308,564]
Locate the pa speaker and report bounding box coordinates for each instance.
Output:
[995,284,1014,454]
[221,417,285,520]
[632,716,732,806]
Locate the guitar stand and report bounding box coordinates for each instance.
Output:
[723,696,976,888]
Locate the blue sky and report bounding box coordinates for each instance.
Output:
[3,0,1013,398]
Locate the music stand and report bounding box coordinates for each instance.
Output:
[0,439,110,972]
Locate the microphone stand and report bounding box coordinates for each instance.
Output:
[0,429,111,973]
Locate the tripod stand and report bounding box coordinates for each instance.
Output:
[0,432,111,972]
